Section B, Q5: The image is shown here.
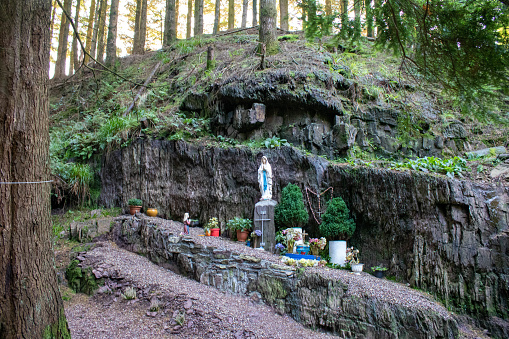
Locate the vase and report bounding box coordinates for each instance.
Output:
[129,205,142,215]
[329,240,347,265]
[211,228,220,237]
[287,242,294,254]
[236,230,249,242]
[146,208,158,217]
[311,247,319,257]
[205,229,211,236]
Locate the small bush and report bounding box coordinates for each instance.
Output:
[319,197,355,240]
[274,183,309,231]
[128,198,143,206]
[226,217,252,231]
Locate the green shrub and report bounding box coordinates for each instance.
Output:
[226,217,252,231]
[274,183,309,231]
[128,198,143,206]
[319,197,355,240]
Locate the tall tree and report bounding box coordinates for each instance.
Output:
[164,0,177,44]
[96,0,108,63]
[241,0,249,28]
[106,0,120,65]
[133,0,147,54]
[0,0,70,337]
[325,0,331,16]
[69,0,82,74]
[84,0,96,63]
[280,0,288,30]
[187,0,192,38]
[228,0,234,29]
[213,0,221,34]
[50,0,58,42]
[252,0,257,26]
[259,0,278,54]
[90,0,103,59]
[54,0,72,78]
[365,0,373,37]
[194,0,203,35]
[353,0,361,39]
[340,0,348,38]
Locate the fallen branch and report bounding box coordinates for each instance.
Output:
[124,62,162,116]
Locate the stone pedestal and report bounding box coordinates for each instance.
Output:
[253,199,277,252]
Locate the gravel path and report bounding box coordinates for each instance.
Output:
[66,241,335,339]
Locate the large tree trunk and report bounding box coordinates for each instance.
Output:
[241,0,248,28]
[340,0,348,38]
[139,0,147,50]
[133,0,145,54]
[84,0,96,64]
[365,0,373,37]
[186,0,192,38]
[0,0,70,337]
[90,0,102,59]
[279,0,288,31]
[259,0,278,54]
[69,0,82,75]
[194,0,203,36]
[213,0,220,34]
[54,0,72,78]
[164,0,177,45]
[252,0,257,26]
[228,0,234,29]
[106,0,120,65]
[354,0,361,39]
[96,0,108,63]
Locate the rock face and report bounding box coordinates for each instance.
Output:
[100,139,509,334]
[112,215,459,338]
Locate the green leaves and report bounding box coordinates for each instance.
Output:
[274,183,309,231]
[264,136,290,149]
[226,217,253,231]
[390,156,468,178]
[319,197,356,241]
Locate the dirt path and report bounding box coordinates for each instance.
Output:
[64,241,335,339]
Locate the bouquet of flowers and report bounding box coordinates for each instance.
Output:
[309,237,327,255]
[282,228,302,252]
[346,247,360,265]
[251,229,262,238]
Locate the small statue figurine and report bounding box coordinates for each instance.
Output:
[183,213,190,235]
[257,156,273,200]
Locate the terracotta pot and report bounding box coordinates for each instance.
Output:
[205,229,211,236]
[129,205,142,215]
[146,208,158,217]
[236,230,249,242]
[210,228,220,237]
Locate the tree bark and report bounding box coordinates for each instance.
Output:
[252,0,257,26]
[96,0,108,63]
[90,0,102,59]
[279,0,288,31]
[194,0,203,36]
[69,0,81,74]
[354,0,361,39]
[139,0,147,50]
[187,0,192,38]
[106,0,120,65]
[365,0,373,37]
[50,0,57,43]
[54,0,72,78]
[228,0,234,29]
[341,0,348,38]
[176,0,179,37]
[164,0,177,45]
[213,0,221,34]
[84,0,96,64]
[0,0,70,337]
[259,0,278,54]
[133,0,147,54]
[241,0,249,28]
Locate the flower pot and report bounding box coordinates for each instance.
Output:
[311,247,319,257]
[205,229,211,236]
[146,208,158,217]
[329,240,347,266]
[210,228,220,237]
[129,205,142,215]
[236,230,249,242]
[351,263,364,273]
[374,270,384,278]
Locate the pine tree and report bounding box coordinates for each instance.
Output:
[241,0,249,28]
[84,0,96,63]
[280,0,288,30]
[96,0,109,63]
[353,0,361,40]
[54,0,72,78]
[228,0,234,29]
[365,0,373,37]
[194,0,204,35]
[274,183,309,231]
[164,0,177,44]
[252,0,257,26]
[69,0,82,75]
[187,0,193,37]
[133,0,147,54]
[213,0,221,34]
[319,197,356,241]
[106,0,120,65]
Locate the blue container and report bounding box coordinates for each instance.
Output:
[285,253,320,260]
[296,245,310,255]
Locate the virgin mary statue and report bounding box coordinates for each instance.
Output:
[258,156,273,200]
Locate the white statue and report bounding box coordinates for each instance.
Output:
[258,156,273,200]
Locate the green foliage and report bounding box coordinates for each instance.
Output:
[371,265,389,272]
[264,136,290,149]
[274,183,309,231]
[319,197,356,241]
[278,34,300,42]
[226,217,252,231]
[122,287,137,300]
[298,0,335,42]
[390,156,467,179]
[128,198,143,206]
[65,260,98,295]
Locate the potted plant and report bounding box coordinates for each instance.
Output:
[309,237,327,258]
[128,198,143,215]
[371,265,388,278]
[226,217,252,242]
[251,229,262,248]
[206,217,220,237]
[274,183,309,232]
[319,197,356,265]
[346,247,363,273]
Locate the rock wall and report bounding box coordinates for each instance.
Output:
[100,139,509,333]
[113,215,458,339]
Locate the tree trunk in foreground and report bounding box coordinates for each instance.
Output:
[0,0,70,337]
[259,0,278,54]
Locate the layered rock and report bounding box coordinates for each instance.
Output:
[100,139,509,335]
